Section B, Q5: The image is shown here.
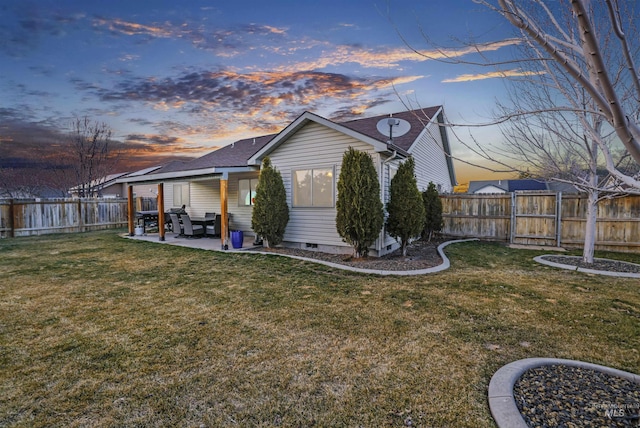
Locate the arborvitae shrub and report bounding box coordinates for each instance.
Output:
[422,181,443,241]
[386,157,425,256]
[251,157,289,247]
[336,147,384,258]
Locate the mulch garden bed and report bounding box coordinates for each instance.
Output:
[257,238,444,271]
[514,364,640,427]
[541,255,640,274]
[260,241,640,274]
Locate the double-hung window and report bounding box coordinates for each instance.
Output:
[173,183,190,207]
[292,167,334,207]
[238,178,258,206]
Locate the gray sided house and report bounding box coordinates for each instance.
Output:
[120,107,456,256]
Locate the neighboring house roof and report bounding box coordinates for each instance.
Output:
[507,179,547,192]
[468,180,510,194]
[545,181,580,193]
[69,172,129,193]
[126,165,163,177]
[468,179,578,193]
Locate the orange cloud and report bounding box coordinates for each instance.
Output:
[442,68,546,83]
[277,39,521,71]
[93,18,173,38]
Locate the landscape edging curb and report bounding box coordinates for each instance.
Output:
[488,358,640,428]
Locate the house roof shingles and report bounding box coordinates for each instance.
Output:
[340,106,442,152]
[187,134,276,169]
[151,134,275,175]
[132,106,444,179]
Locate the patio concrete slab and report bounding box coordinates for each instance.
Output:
[125,232,260,252]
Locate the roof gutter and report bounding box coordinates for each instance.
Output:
[385,143,409,158]
[117,166,257,185]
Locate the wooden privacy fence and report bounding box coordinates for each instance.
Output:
[441,192,640,253]
[2,193,639,254]
[0,198,129,238]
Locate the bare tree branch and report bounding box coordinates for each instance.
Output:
[66,117,120,198]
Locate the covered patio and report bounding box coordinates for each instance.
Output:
[125,178,235,247]
[119,136,274,249]
[124,229,259,252]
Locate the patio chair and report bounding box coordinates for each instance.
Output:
[205,214,221,237]
[169,213,183,237]
[180,214,204,238]
[165,206,187,229]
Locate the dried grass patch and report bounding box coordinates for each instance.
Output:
[0,232,638,427]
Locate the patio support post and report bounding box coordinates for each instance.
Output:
[157,183,165,241]
[127,185,135,236]
[220,174,228,249]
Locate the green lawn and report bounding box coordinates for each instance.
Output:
[1,230,638,427]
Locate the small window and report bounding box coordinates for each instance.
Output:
[292,167,334,207]
[238,178,258,206]
[173,183,190,207]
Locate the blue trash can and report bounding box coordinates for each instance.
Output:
[231,230,244,248]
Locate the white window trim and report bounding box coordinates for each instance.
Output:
[292,166,335,208]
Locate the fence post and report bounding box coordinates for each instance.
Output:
[509,192,515,244]
[77,199,83,232]
[556,192,562,247]
[9,199,15,238]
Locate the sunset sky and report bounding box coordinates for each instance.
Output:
[0,0,523,183]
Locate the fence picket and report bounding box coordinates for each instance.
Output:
[442,192,640,253]
[0,198,129,238]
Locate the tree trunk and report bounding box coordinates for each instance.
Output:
[401,239,408,257]
[582,190,598,264]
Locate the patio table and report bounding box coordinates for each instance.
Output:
[190,217,215,229]
[136,210,159,233]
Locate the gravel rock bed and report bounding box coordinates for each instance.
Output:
[514,364,640,427]
[256,239,443,271]
[541,256,640,274]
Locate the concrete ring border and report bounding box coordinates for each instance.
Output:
[534,255,640,278]
[488,357,640,428]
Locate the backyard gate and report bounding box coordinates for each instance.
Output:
[510,192,561,247]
